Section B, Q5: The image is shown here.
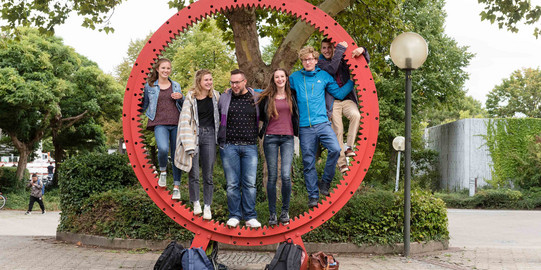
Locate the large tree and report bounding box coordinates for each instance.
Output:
[0,27,123,181]
[486,67,541,118]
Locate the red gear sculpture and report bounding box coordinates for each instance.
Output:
[123,0,379,267]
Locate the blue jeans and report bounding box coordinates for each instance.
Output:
[299,121,341,199]
[154,125,182,186]
[188,127,216,205]
[220,144,258,220]
[263,135,294,214]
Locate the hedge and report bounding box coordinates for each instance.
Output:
[58,152,449,245]
[0,167,29,193]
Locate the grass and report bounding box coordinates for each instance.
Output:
[2,188,61,211]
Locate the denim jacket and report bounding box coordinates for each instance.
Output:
[141,78,184,121]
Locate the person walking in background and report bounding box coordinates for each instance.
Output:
[26,174,45,215]
[175,69,220,220]
[318,38,369,174]
[218,69,261,228]
[289,46,354,208]
[141,58,184,200]
[47,162,54,180]
[257,68,299,226]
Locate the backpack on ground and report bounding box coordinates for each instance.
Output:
[181,247,214,270]
[265,239,305,270]
[154,241,184,270]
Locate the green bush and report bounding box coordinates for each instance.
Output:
[304,189,449,245]
[472,189,522,208]
[0,167,29,193]
[59,152,138,214]
[59,188,193,240]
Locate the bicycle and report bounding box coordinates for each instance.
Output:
[0,191,5,210]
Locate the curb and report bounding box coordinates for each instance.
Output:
[56,231,448,254]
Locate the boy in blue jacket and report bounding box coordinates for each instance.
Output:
[289,45,354,208]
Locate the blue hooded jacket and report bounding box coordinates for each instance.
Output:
[289,67,354,127]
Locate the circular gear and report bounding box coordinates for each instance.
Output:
[123,0,379,249]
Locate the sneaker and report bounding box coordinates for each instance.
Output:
[158,172,167,187]
[340,165,350,174]
[42,211,46,214]
[193,201,202,215]
[226,218,240,227]
[203,205,212,220]
[308,198,318,208]
[319,181,330,196]
[245,218,261,228]
[279,211,290,225]
[172,188,181,200]
[25,211,31,215]
[345,147,356,157]
[268,213,278,226]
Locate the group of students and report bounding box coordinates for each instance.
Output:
[141,39,369,228]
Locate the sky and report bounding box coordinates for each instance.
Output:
[53,0,541,106]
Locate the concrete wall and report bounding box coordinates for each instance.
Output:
[424,119,492,192]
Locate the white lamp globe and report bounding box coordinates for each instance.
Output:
[390,32,428,70]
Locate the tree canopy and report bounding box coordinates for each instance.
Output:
[0,27,123,180]
[486,67,541,118]
[478,0,541,38]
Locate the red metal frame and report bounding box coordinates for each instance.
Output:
[122,0,379,267]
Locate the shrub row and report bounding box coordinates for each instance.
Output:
[58,152,449,245]
[0,167,29,193]
[436,188,541,209]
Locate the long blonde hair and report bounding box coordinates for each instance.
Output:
[146,58,171,85]
[190,69,214,99]
[257,68,293,119]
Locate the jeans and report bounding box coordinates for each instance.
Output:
[299,121,341,199]
[220,144,258,220]
[188,127,216,206]
[154,125,182,185]
[263,135,294,214]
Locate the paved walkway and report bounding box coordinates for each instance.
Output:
[2,209,541,269]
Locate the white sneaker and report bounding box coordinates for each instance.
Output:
[203,205,212,220]
[158,172,167,187]
[193,201,202,215]
[226,218,240,227]
[172,188,180,200]
[245,218,261,228]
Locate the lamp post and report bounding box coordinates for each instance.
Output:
[392,136,405,192]
[389,32,428,257]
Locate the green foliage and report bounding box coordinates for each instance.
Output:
[485,119,541,189]
[59,188,193,241]
[478,0,541,37]
[486,67,541,118]
[0,167,29,193]
[165,19,237,92]
[436,188,541,209]
[59,152,138,214]
[472,189,522,208]
[304,189,449,245]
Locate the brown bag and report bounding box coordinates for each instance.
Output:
[308,251,339,270]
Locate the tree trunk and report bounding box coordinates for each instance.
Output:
[226,0,353,87]
[224,8,270,88]
[52,140,64,188]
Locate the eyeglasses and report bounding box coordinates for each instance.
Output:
[230,80,245,85]
[302,58,316,63]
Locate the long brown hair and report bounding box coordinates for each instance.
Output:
[146,58,171,85]
[190,69,214,98]
[258,68,293,119]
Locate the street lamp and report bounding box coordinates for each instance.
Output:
[389,32,428,257]
[392,136,405,192]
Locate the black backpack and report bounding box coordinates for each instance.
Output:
[154,241,185,270]
[265,239,304,270]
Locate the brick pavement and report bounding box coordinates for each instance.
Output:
[3,209,541,269]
